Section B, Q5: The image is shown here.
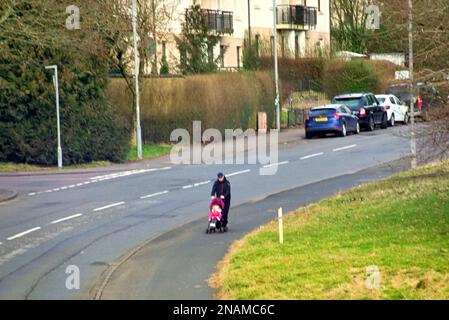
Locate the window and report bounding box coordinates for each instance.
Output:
[390,97,396,104]
[318,0,321,12]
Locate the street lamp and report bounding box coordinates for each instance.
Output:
[273,0,280,131]
[132,0,143,160]
[408,0,417,168]
[45,65,63,170]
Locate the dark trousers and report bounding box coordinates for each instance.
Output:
[222,198,231,227]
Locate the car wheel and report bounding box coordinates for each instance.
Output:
[381,113,388,129]
[389,114,395,127]
[354,121,360,134]
[368,116,375,131]
[340,123,347,137]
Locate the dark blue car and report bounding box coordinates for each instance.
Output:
[305,104,360,139]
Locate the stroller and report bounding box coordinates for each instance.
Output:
[206,197,225,234]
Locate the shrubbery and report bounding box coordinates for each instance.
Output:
[0,49,130,166]
[107,72,275,143]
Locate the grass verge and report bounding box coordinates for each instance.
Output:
[210,161,449,300]
[0,145,171,172]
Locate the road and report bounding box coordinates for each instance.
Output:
[0,126,414,299]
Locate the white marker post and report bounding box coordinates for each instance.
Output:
[278,207,284,244]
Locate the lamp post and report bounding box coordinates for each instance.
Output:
[273,0,280,131]
[132,0,143,160]
[45,65,63,170]
[408,0,417,168]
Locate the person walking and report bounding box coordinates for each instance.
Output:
[211,172,231,232]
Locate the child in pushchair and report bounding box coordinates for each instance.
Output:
[206,197,225,234]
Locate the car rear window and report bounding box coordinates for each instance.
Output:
[376,97,386,103]
[309,109,336,116]
[333,97,360,110]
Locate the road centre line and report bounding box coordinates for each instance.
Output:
[263,161,289,169]
[140,190,169,199]
[300,152,324,160]
[7,227,41,241]
[333,144,357,152]
[50,213,83,225]
[194,180,211,187]
[226,169,251,177]
[93,202,125,212]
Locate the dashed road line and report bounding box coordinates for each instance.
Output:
[140,191,169,200]
[300,152,324,160]
[49,213,83,225]
[7,227,41,241]
[262,161,289,169]
[182,185,194,189]
[226,169,251,177]
[194,180,211,187]
[333,144,357,152]
[93,202,125,212]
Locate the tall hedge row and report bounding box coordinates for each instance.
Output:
[107,72,275,143]
[0,49,130,165]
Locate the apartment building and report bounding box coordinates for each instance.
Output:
[153,0,330,72]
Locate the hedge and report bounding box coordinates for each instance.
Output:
[107,72,276,143]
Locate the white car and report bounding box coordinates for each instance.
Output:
[375,94,409,126]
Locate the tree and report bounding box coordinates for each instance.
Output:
[176,4,223,74]
[331,0,373,54]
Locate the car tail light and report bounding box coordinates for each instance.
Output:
[333,113,342,119]
[359,108,366,116]
[385,105,390,110]
[418,96,423,109]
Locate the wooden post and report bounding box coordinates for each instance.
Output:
[278,207,284,244]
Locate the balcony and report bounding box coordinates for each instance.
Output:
[205,9,234,34]
[186,8,234,35]
[276,5,318,30]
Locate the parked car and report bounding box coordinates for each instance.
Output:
[375,94,409,126]
[386,82,438,121]
[332,93,388,131]
[305,104,360,139]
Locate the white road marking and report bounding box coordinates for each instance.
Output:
[28,193,36,196]
[68,185,76,188]
[194,180,211,187]
[226,169,251,177]
[45,190,52,193]
[262,161,289,169]
[140,190,169,199]
[76,183,83,186]
[93,202,125,212]
[300,152,324,160]
[50,213,83,225]
[53,188,61,192]
[333,144,357,152]
[182,185,194,189]
[60,186,68,190]
[7,227,41,241]
[83,181,91,185]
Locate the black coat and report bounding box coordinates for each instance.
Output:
[211,177,231,202]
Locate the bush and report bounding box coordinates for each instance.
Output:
[107,72,275,143]
[323,60,380,98]
[0,49,130,165]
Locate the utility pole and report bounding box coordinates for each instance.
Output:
[273,0,280,131]
[132,0,143,160]
[45,65,63,170]
[247,0,252,48]
[408,0,417,168]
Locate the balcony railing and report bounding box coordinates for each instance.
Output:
[186,8,234,34]
[204,9,234,34]
[276,5,318,30]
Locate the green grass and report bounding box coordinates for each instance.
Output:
[125,144,171,161]
[0,145,171,172]
[211,161,449,300]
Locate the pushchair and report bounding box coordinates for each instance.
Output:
[206,197,225,234]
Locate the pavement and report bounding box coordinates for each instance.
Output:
[0,189,17,204]
[0,125,426,299]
